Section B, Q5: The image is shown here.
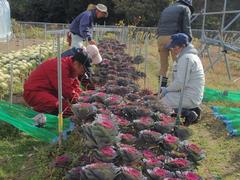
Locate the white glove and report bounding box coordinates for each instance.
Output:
[160,87,168,97]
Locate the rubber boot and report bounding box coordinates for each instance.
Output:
[181,109,199,126]
[157,76,168,96]
[159,76,168,87]
[190,107,202,121]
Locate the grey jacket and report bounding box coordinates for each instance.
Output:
[157,2,192,39]
[166,44,205,106]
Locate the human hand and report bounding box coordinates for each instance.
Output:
[88,40,97,45]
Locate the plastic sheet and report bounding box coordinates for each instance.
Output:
[0,0,11,42]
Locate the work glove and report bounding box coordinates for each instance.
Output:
[82,79,95,90]
[79,73,95,90]
[160,87,168,97]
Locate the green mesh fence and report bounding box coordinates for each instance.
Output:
[212,106,240,136]
[204,87,240,103]
[204,88,240,136]
[0,101,74,143]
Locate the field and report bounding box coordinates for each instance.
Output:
[0,38,240,180]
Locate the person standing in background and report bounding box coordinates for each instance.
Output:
[156,0,194,89]
[68,4,108,48]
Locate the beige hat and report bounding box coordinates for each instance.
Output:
[96,4,108,17]
[86,45,102,64]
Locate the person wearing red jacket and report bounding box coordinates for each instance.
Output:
[61,45,102,90]
[23,49,91,116]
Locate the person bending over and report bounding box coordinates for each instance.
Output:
[23,49,91,116]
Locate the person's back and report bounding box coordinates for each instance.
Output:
[69,10,94,38]
[24,57,76,93]
[157,3,192,38]
[24,58,56,92]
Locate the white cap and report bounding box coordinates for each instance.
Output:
[96,4,108,17]
[86,45,102,64]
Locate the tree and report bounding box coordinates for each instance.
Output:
[8,0,29,21]
[112,0,171,26]
[47,0,67,23]
[28,0,48,22]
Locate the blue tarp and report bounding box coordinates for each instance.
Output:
[0,0,11,42]
[211,106,240,136]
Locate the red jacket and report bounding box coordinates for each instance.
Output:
[24,57,82,102]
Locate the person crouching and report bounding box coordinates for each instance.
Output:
[160,33,205,125]
[23,49,91,117]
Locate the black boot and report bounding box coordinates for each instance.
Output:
[190,107,202,121]
[181,109,199,126]
[155,76,168,95]
[159,76,168,87]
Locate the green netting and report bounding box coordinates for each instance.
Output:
[204,88,240,135]
[204,87,240,103]
[0,101,74,143]
[212,106,240,136]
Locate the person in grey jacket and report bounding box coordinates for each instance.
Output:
[156,0,194,89]
[160,33,205,125]
[68,4,108,48]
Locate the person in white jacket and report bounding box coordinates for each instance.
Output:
[160,33,205,125]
